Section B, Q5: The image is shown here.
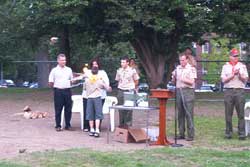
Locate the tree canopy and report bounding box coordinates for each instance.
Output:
[1,0,250,88]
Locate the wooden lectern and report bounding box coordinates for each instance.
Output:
[150,89,173,145]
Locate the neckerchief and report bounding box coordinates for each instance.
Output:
[229,60,238,73]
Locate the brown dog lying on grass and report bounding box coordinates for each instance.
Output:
[22,106,49,119]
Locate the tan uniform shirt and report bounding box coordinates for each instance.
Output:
[221,62,248,88]
[115,66,139,90]
[173,63,197,88]
[48,65,73,89]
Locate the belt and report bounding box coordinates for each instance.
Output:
[224,88,243,90]
[54,88,71,91]
[118,88,134,92]
[176,87,193,89]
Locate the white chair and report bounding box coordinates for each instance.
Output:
[244,101,250,136]
[102,96,118,132]
[61,95,84,130]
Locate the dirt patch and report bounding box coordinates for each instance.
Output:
[0,90,223,159]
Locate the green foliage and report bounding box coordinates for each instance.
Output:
[208,1,250,42]
[201,37,236,84]
[82,0,212,50]
[1,0,250,86]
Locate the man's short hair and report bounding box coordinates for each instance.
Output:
[120,56,129,62]
[179,53,188,59]
[57,53,66,60]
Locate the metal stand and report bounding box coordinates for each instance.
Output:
[171,101,183,147]
[171,66,183,147]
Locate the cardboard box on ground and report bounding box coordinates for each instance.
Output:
[114,127,149,143]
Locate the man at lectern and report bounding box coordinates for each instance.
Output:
[172,54,197,141]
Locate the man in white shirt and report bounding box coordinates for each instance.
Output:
[48,54,73,131]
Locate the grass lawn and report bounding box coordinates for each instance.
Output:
[1,137,250,167]
[0,88,250,167]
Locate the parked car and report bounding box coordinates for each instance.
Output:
[29,82,38,88]
[195,84,220,92]
[138,83,149,92]
[0,79,15,87]
[245,82,250,90]
[167,81,176,91]
[0,80,7,88]
[22,81,30,87]
[5,79,15,87]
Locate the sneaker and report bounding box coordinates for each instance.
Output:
[83,129,89,132]
[89,131,95,136]
[94,132,100,138]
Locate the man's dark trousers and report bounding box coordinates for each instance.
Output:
[54,88,72,128]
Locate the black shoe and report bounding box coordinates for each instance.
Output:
[186,137,194,141]
[65,127,74,131]
[55,127,62,132]
[176,135,185,140]
[224,135,232,139]
[239,136,246,140]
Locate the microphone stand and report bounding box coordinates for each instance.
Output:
[171,63,183,147]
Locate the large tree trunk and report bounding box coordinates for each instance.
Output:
[130,8,183,89]
[131,36,178,89]
[60,25,71,67]
[131,38,166,88]
[36,46,50,88]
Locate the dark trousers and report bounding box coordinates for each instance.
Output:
[83,98,105,130]
[83,98,89,130]
[54,88,72,128]
[224,89,245,137]
[176,88,195,138]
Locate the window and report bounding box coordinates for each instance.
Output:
[202,42,210,54]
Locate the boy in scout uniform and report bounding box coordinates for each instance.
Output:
[115,56,139,127]
[221,48,249,140]
[172,54,197,141]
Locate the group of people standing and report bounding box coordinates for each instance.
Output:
[48,47,249,141]
[48,54,139,137]
[172,48,249,141]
